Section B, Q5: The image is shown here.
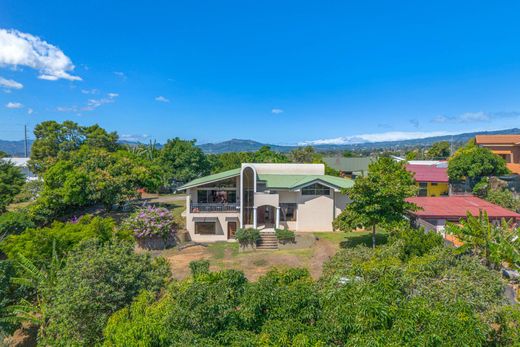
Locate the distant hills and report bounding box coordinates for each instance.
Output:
[2,128,520,156]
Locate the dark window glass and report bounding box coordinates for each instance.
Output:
[280,203,297,221]
[301,183,330,196]
[197,190,208,203]
[197,190,236,203]
[195,222,216,234]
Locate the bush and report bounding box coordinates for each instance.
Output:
[0,160,25,213]
[235,228,260,248]
[124,206,177,240]
[42,240,170,347]
[275,228,295,244]
[189,259,210,278]
[0,215,130,267]
[390,227,443,260]
[0,210,35,239]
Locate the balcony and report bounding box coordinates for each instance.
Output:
[190,203,239,213]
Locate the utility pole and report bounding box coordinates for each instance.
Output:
[24,124,28,158]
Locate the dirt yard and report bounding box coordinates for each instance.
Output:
[155,232,352,281]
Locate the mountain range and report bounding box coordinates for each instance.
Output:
[2,128,520,156]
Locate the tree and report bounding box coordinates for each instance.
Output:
[29,121,119,174]
[42,240,170,346]
[0,150,9,158]
[251,146,288,163]
[448,144,509,185]
[159,138,210,183]
[446,211,519,269]
[333,157,418,248]
[288,146,317,163]
[426,141,451,159]
[0,160,25,212]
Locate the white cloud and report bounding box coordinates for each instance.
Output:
[81,88,99,94]
[432,111,494,123]
[27,108,33,114]
[113,71,126,80]
[6,101,23,109]
[0,29,81,81]
[155,96,170,103]
[57,93,118,113]
[120,134,150,142]
[0,76,23,89]
[300,131,453,146]
[271,108,284,114]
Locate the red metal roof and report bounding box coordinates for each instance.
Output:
[406,196,520,220]
[475,134,520,145]
[406,164,449,183]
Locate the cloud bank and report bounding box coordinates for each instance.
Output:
[155,96,170,103]
[0,76,23,89]
[6,101,23,109]
[0,29,81,81]
[300,131,453,145]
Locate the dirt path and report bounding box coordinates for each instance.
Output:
[308,238,338,279]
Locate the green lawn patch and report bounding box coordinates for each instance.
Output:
[315,231,388,248]
[207,242,239,259]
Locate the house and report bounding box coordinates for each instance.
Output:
[1,157,38,181]
[475,135,520,174]
[178,163,353,242]
[322,157,374,178]
[405,163,449,197]
[406,196,520,235]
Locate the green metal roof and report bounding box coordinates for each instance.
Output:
[322,157,374,176]
[258,174,354,190]
[178,168,354,191]
[177,168,241,190]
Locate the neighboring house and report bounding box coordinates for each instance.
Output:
[322,157,374,178]
[475,134,520,175]
[406,196,520,237]
[1,157,37,181]
[405,163,449,197]
[178,163,353,242]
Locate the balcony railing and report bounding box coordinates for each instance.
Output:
[190,203,239,213]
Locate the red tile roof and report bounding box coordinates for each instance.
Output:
[406,164,449,183]
[406,196,520,220]
[507,163,520,175]
[475,135,520,145]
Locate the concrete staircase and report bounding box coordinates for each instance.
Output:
[256,232,278,250]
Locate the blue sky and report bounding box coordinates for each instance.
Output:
[1,1,520,145]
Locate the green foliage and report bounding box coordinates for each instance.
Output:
[288,146,318,163]
[448,145,509,184]
[494,305,520,346]
[426,141,451,159]
[389,227,443,260]
[12,179,43,204]
[235,228,261,248]
[0,160,25,212]
[0,210,35,238]
[446,211,520,269]
[42,240,170,346]
[486,188,520,212]
[29,120,119,174]
[208,151,253,173]
[159,137,210,183]
[189,259,210,278]
[0,260,27,335]
[0,215,129,267]
[275,228,295,243]
[333,157,418,247]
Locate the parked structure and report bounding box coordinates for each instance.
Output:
[407,196,520,235]
[405,163,449,197]
[322,156,374,178]
[1,157,37,181]
[178,163,353,242]
[475,135,520,174]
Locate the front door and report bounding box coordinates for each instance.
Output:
[227,222,237,239]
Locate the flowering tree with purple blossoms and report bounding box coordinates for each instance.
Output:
[125,206,177,241]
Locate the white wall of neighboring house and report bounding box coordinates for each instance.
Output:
[1,157,38,181]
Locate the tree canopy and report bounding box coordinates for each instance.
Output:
[333,157,418,247]
[158,137,210,183]
[0,160,25,213]
[426,141,451,159]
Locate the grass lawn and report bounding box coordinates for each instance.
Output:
[316,230,388,248]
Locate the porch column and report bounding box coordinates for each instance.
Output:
[275,207,280,229]
[253,207,257,229]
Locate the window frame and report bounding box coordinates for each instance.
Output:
[195,222,216,235]
[301,183,331,196]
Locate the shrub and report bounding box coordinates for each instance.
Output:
[0,210,35,239]
[0,215,130,267]
[42,240,170,347]
[275,228,295,244]
[235,228,260,248]
[124,206,177,240]
[0,160,25,213]
[389,227,443,260]
[189,259,210,277]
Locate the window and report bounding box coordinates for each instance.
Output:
[195,222,216,234]
[418,182,428,197]
[280,203,297,221]
[301,183,330,196]
[197,190,236,203]
[431,182,438,186]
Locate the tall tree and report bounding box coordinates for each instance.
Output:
[0,160,25,212]
[448,143,509,185]
[426,141,451,159]
[288,146,318,163]
[252,146,288,163]
[333,157,418,248]
[159,138,210,183]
